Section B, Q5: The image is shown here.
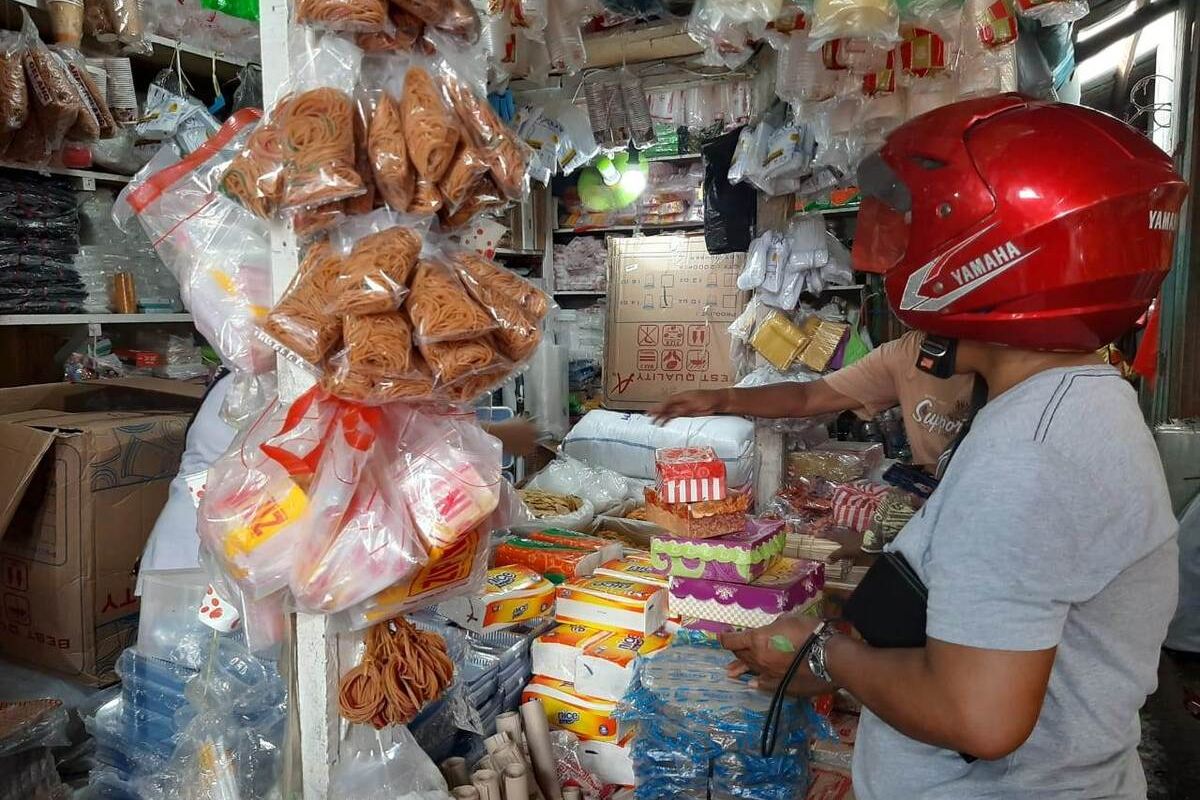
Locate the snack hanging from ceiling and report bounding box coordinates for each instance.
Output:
[334,225,421,314]
[356,6,425,51]
[296,0,388,31]
[393,0,479,40]
[368,90,416,210]
[281,87,366,210]
[438,145,489,212]
[400,65,460,183]
[221,99,291,218]
[405,259,495,343]
[263,240,345,363]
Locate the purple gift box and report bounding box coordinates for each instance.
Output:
[670,557,826,629]
[650,518,786,585]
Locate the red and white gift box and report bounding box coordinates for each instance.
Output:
[655,446,727,504]
[831,482,888,533]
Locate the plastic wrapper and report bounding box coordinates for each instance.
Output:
[399,61,461,183]
[394,0,479,41]
[296,0,387,32]
[221,97,290,218]
[331,208,429,314]
[330,724,451,799]
[448,247,550,362]
[0,31,27,145]
[434,43,531,201]
[20,12,81,157]
[511,0,548,38]
[108,0,149,53]
[1014,0,1087,25]
[263,238,346,364]
[544,0,586,75]
[290,405,428,614]
[406,257,497,344]
[199,388,339,598]
[0,700,69,758]
[524,455,643,517]
[357,6,425,52]
[117,111,275,398]
[616,639,828,800]
[687,0,756,70]
[438,144,489,213]
[393,410,502,550]
[133,641,287,800]
[368,79,416,210]
[809,0,902,46]
[59,47,116,140]
[279,36,366,212]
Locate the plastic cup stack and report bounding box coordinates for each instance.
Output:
[86,64,108,106]
[779,31,834,105]
[104,57,138,125]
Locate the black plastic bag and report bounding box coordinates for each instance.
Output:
[703,127,756,255]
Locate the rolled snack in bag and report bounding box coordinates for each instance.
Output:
[357,6,425,52]
[0,31,28,141]
[221,96,293,219]
[322,348,436,405]
[418,335,501,386]
[59,48,115,139]
[279,36,366,211]
[263,240,345,364]
[368,89,415,210]
[342,313,413,375]
[21,12,81,151]
[334,225,422,314]
[399,63,460,183]
[449,248,549,363]
[393,0,479,41]
[296,0,387,32]
[409,177,444,215]
[438,144,490,214]
[405,258,496,344]
[438,175,502,229]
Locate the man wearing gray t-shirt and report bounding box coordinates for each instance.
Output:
[720,96,1187,798]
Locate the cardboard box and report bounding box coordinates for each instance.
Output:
[0,379,200,684]
[604,236,747,410]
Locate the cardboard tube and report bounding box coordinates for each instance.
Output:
[503,763,529,800]
[442,757,471,788]
[496,711,524,745]
[485,732,513,754]
[453,788,480,800]
[562,789,581,800]
[520,699,563,800]
[472,769,502,800]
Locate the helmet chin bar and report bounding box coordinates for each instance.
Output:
[916,335,959,379]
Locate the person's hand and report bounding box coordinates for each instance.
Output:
[486,418,540,458]
[719,615,835,696]
[822,526,865,562]
[648,389,729,424]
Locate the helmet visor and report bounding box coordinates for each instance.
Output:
[852,151,911,274]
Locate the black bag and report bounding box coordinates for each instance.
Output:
[702,127,756,254]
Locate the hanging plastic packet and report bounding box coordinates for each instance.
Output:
[0,30,28,148]
[446,245,552,363]
[262,240,346,366]
[405,256,498,344]
[278,35,366,212]
[393,0,480,42]
[514,105,559,184]
[199,389,339,599]
[296,0,387,33]
[204,0,260,22]
[544,0,587,74]
[330,207,431,314]
[356,6,426,52]
[620,68,656,149]
[758,121,816,191]
[116,110,276,415]
[329,724,451,799]
[511,0,548,41]
[290,405,432,615]
[58,47,114,140]
[19,11,81,162]
[396,56,461,184]
[737,230,773,291]
[727,121,764,185]
[709,0,785,23]
[777,30,837,105]
[1013,0,1087,25]
[809,0,903,47]
[687,0,756,69]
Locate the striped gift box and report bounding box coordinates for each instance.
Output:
[655,446,727,504]
[831,482,888,533]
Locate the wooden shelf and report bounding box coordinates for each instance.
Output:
[0,162,132,187]
[645,152,701,162]
[555,221,703,234]
[0,313,192,326]
[554,290,606,296]
[494,248,544,257]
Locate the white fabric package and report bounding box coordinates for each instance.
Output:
[563,410,757,486]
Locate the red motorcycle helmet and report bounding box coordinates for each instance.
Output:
[851,93,1188,351]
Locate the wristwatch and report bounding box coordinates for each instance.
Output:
[806,620,839,685]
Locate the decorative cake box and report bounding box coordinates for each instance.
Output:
[650,518,786,584]
[669,557,826,629]
[655,446,728,503]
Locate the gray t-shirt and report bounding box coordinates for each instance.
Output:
[853,365,1179,799]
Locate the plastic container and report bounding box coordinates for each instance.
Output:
[115,648,197,694]
[135,569,212,665]
[121,672,191,720]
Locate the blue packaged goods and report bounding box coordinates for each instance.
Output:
[616,637,828,800]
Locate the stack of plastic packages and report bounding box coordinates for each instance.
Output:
[78,188,184,313]
[0,171,85,314]
[0,699,70,800]
[552,236,607,292]
[617,637,824,799]
[84,571,287,800]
